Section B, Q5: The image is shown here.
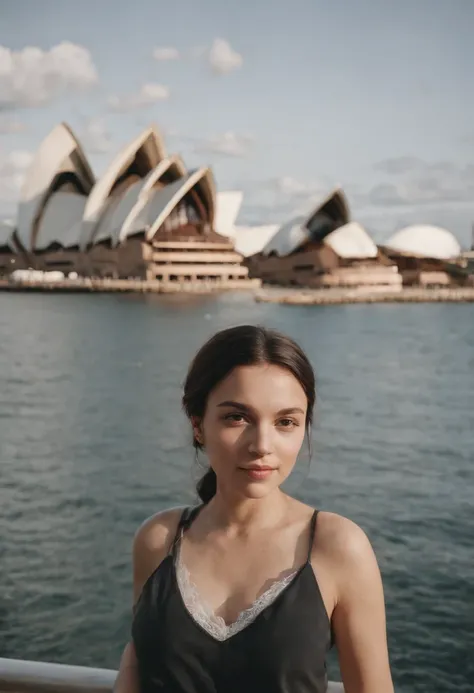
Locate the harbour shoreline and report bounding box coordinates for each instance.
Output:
[0,277,260,294]
[255,286,474,305]
[2,278,474,303]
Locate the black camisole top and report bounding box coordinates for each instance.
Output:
[132,506,333,693]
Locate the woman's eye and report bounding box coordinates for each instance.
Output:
[224,413,246,423]
[278,418,297,428]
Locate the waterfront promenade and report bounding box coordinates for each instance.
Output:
[2,276,474,303]
[255,285,474,305]
[0,277,261,294]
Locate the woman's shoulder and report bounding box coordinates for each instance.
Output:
[313,510,376,567]
[133,505,187,555]
[132,505,188,601]
[313,510,376,573]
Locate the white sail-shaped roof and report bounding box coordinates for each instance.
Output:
[324,222,378,259]
[146,169,213,241]
[35,192,87,251]
[261,216,308,256]
[305,187,350,236]
[385,225,461,260]
[93,181,144,246]
[261,187,350,257]
[118,168,214,244]
[231,224,280,257]
[17,123,94,252]
[92,156,187,246]
[81,125,167,249]
[215,191,243,238]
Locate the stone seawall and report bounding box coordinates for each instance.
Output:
[0,277,261,294]
[2,279,474,303]
[255,286,474,305]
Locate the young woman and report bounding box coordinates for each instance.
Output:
[115,325,394,693]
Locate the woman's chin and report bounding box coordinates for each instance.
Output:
[237,478,281,499]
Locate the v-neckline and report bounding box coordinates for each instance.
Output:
[169,505,321,643]
[172,551,311,644]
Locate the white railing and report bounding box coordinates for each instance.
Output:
[0,657,344,693]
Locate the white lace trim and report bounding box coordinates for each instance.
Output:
[175,544,298,641]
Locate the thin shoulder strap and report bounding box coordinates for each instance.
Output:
[306,509,319,563]
[168,507,192,556]
[168,505,201,556]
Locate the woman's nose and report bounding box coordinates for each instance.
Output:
[247,424,272,456]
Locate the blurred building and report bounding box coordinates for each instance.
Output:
[244,189,401,288]
[459,225,474,277]
[380,225,469,287]
[3,123,470,292]
[0,221,26,276]
[4,123,253,287]
[15,123,95,274]
[214,190,280,260]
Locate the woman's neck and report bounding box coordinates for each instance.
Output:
[204,489,290,536]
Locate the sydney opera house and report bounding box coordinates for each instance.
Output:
[0,123,253,287]
[0,122,471,291]
[224,191,470,290]
[379,225,469,287]
[242,189,402,288]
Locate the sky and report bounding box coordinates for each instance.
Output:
[0,0,473,245]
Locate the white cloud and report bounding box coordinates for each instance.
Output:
[208,39,243,75]
[200,132,253,157]
[374,156,424,176]
[0,149,33,206]
[0,118,27,134]
[364,161,474,208]
[80,117,112,155]
[108,83,170,112]
[275,176,316,197]
[0,42,99,110]
[153,47,180,61]
[234,176,335,226]
[272,177,333,205]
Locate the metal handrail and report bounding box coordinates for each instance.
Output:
[0,657,344,693]
[0,659,115,693]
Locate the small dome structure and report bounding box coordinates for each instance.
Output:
[385,225,461,260]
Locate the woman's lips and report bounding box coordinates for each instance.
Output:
[240,466,275,481]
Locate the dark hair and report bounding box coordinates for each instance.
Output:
[182,325,316,503]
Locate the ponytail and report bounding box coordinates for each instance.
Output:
[196,467,217,504]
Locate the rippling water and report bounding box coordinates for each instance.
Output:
[0,292,473,692]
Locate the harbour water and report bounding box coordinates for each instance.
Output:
[0,292,473,692]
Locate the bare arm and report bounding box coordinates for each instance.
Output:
[330,518,394,693]
[114,641,139,693]
[113,508,184,693]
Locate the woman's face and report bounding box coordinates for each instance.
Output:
[196,363,308,499]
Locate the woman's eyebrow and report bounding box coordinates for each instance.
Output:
[276,407,305,415]
[217,401,304,415]
[217,400,251,410]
